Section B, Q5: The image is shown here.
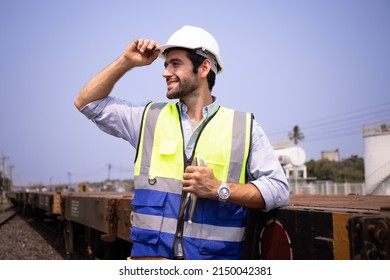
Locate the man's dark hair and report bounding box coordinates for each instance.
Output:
[165,47,216,91]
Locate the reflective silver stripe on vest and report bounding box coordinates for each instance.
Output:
[133,212,178,235]
[134,213,245,242]
[139,103,166,177]
[228,111,248,183]
[134,175,183,195]
[184,222,245,242]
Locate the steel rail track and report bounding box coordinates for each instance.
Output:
[0,208,18,227]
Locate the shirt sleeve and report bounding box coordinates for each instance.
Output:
[79,96,147,148]
[248,120,290,211]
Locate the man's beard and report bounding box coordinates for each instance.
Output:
[166,75,198,100]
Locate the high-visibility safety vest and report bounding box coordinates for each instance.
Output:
[130,102,252,259]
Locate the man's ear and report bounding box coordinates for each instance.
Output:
[199,59,212,77]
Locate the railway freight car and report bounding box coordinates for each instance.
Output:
[7,190,390,260]
[244,194,390,260]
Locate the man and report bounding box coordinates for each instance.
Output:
[74,25,289,260]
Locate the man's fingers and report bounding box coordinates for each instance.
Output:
[135,39,159,53]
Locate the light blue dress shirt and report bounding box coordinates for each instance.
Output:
[80,96,289,211]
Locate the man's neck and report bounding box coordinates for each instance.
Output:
[181,92,213,122]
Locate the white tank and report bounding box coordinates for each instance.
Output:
[274,146,306,167]
[363,126,390,194]
[364,134,390,177]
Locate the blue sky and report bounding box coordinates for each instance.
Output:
[1,0,389,186]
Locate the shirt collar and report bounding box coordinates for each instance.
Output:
[178,96,219,119]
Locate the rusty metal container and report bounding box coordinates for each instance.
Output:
[63,192,134,242]
[35,192,62,215]
[114,194,134,242]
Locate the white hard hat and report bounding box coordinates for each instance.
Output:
[157,25,223,74]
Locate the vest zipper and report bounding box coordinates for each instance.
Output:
[172,104,220,259]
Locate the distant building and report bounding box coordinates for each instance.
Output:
[321,149,340,162]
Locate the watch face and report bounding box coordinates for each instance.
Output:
[218,186,230,200]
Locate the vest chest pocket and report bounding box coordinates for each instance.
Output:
[130,190,167,244]
[159,139,179,155]
[150,139,182,179]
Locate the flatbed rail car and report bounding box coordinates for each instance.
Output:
[7,191,390,260]
[8,191,134,259]
[244,194,390,260]
[61,191,134,258]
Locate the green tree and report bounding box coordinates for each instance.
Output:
[314,159,334,180]
[380,123,389,132]
[339,155,364,182]
[305,155,364,182]
[288,125,304,145]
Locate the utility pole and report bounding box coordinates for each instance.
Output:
[107,163,112,180]
[1,154,10,203]
[8,165,14,192]
[1,153,9,176]
[67,172,72,189]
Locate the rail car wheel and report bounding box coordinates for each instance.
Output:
[259,219,293,260]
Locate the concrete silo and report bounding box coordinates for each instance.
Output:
[363,121,390,195]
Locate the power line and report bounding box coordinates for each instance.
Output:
[305,128,362,142]
[268,107,389,137]
[267,100,390,136]
[267,101,390,143]
[303,109,389,132]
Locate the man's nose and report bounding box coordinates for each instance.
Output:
[162,67,172,78]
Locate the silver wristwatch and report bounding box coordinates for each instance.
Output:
[217,182,230,201]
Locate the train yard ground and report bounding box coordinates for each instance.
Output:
[0,206,87,260]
